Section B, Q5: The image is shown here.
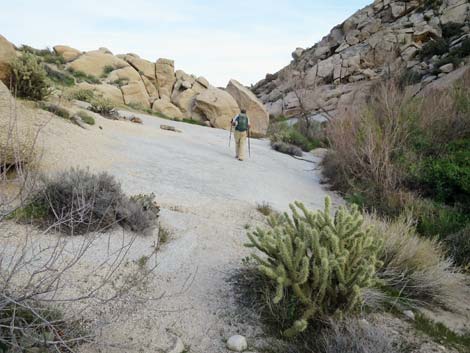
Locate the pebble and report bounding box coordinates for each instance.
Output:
[227,335,248,352]
[404,310,415,320]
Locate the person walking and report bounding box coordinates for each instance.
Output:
[232,109,250,161]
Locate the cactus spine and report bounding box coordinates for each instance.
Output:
[246,197,383,337]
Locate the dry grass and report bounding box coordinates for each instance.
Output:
[366,214,467,309]
[321,319,399,353]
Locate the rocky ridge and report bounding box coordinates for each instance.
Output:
[252,0,470,118]
[0,35,269,136]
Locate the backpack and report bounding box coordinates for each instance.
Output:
[236,113,248,132]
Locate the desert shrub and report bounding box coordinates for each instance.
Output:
[422,0,442,10]
[269,120,325,152]
[157,224,171,247]
[0,301,84,353]
[367,214,466,308]
[44,65,75,86]
[181,118,206,126]
[271,141,303,157]
[118,193,160,234]
[246,198,383,337]
[411,198,469,239]
[102,65,115,77]
[412,142,470,206]
[42,104,70,119]
[321,319,398,353]
[270,114,289,123]
[111,78,129,87]
[419,38,448,59]
[399,69,423,88]
[77,111,96,125]
[19,45,65,65]
[29,168,158,235]
[445,226,470,269]
[10,53,51,101]
[126,102,146,111]
[0,110,37,173]
[324,80,418,200]
[71,88,95,103]
[256,202,275,216]
[323,76,470,242]
[89,97,116,117]
[67,68,100,84]
[442,22,464,39]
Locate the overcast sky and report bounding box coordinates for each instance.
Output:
[1,0,370,87]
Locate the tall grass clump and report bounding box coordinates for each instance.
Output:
[10,53,51,101]
[366,214,467,309]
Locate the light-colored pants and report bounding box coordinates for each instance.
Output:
[234,130,247,160]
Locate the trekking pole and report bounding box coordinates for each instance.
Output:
[229,125,233,148]
[248,127,251,158]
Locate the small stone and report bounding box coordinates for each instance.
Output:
[167,336,185,353]
[130,116,143,124]
[439,63,454,73]
[403,310,415,320]
[227,335,248,352]
[160,124,182,133]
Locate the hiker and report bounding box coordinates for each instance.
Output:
[232,109,250,161]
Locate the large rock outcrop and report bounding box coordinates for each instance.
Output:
[0,35,16,84]
[155,58,176,98]
[121,81,151,108]
[53,45,81,62]
[68,50,129,77]
[0,32,270,135]
[152,96,184,120]
[253,0,470,119]
[226,79,269,136]
[76,82,125,105]
[194,88,240,130]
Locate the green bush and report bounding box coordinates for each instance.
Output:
[89,97,116,117]
[409,198,468,240]
[416,139,470,205]
[10,53,51,101]
[246,197,383,337]
[422,0,443,10]
[419,38,448,59]
[445,226,470,269]
[19,45,65,65]
[42,104,70,119]
[111,78,129,87]
[72,88,95,103]
[442,22,464,39]
[271,141,303,157]
[67,68,100,84]
[181,118,206,126]
[269,121,324,152]
[399,69,423,88]
[32,168,159,235]
[102,65,115,77]
[44,65,75,86]
[77,111,96,125]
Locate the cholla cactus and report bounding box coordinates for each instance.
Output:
[246,197,383,337]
